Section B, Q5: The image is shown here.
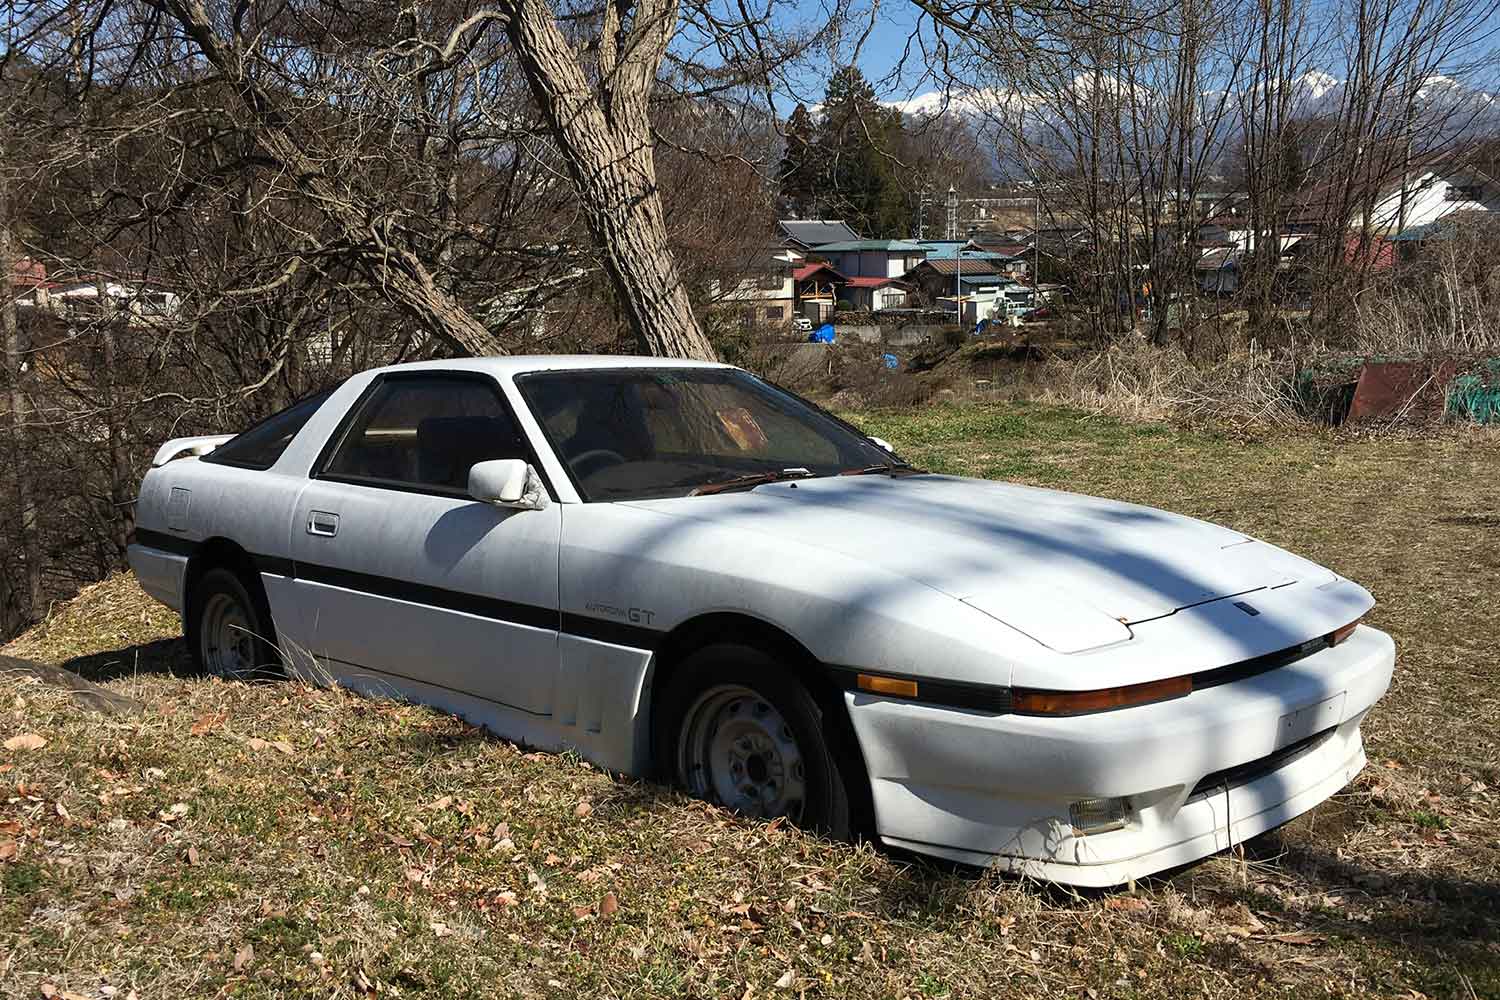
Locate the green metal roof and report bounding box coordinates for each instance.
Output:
[810,240,926,252]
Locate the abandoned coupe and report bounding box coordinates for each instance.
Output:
[127,356,1395,886]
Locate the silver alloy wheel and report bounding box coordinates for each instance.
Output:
[679,684,807,821]
[199,591,256,678]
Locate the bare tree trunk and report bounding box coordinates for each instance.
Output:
[503,0,717,361]
[0,174,43,622]
[91,268,131,559]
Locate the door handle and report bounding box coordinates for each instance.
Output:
[307,511,340,537]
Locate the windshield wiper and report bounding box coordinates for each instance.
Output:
[689,467,815,496]
[839,461,924,477]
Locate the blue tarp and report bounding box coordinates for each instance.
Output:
[882,353,899,370]
[808,323,835,344]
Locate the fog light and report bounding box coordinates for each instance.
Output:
[1069,797,1129,835]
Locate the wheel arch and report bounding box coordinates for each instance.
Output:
[183,536,260,606]
[647,611,874,834]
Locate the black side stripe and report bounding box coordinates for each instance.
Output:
[133,528,197,557]
[560,612,663,650]
[131,528,663,650]
[292,561,558,632]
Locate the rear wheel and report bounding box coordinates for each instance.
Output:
[187,567,282,680]
[657,644,860,837]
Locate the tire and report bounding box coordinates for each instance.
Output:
[186,567,283,680]
[655,643,863,838]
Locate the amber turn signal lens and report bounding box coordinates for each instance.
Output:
[1012,674,1192,716]
[856,674,920,699]
[1328,618,1362,646]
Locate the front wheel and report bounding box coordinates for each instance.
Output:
[187,567,282,680]
[656,644,860,837]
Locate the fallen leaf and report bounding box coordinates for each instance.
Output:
[0,840,16,862]
[0,820,19,835]
[573,904,594,919]
[246,738,270,752]
[54,801,70,821]
[600,891,620,916]
[544,852,562,866]
[382,832,415,848]
[190,712,226,736]
[3,732,46,752]
[158,803,191,823]
[430,921,451,937]
[40,985,58,999]
[1104,895,1149,912]
[775,969,795,989]
[494,891,519,907]
[233,942,255,971]
[574,799,593,819]
[187,845,201,866]
[492,821,510,838]
[271,740,294,756]
[425,795,453,812]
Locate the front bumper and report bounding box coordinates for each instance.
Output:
[846,625,1395,886]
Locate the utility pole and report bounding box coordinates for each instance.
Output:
[945,184,958,240]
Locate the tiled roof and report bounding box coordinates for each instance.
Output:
[811,240,926,253]
[844,276,907,288]
[909,258,1005,276]
[778,220,861,246]
[792,263,846,281]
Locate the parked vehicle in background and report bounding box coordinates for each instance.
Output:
[128,356,1394,886]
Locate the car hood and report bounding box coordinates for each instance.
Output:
[623,474,1337,654]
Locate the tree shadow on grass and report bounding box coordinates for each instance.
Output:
[60,636,192,683]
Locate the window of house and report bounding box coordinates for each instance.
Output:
[1446,184,1483,202]
[203,389,336,471]
[764,306,784,320]
[758,274,785,291]
[321,376,528,493]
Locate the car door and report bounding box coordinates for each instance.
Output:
[286,372,561,716]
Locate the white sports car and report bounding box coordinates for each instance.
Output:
[128,356,1394,886]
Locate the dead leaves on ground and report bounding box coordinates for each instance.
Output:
[3,732,47,751]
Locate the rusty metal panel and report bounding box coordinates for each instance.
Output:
[1348,360,1459,421]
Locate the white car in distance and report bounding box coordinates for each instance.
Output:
[128,356,1394,886]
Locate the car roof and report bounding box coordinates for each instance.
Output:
[366,355,736,379]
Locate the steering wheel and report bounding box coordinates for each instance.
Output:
[568,448,627,479]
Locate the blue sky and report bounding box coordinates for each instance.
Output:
[767,0,1500,115]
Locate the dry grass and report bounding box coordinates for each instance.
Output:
[2,405,1498,999]
[1024,342,1306,427]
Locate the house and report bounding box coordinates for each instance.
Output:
[708,247,801,327]
[809,239,927,280]
[1387,210,1500,261]
[777,219,861,253]
[1196,248,1241,294]
[903,256,1013,302]
[12,263,182,323]
[7,259,49,304]
[1286,157,1498,265]
[792,262,847,323]
[1375,163,1498,237]
[839,276,909,312]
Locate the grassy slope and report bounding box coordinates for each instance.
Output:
[2,404,1497,1000]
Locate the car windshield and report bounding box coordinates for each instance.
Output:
[516,368,906,501]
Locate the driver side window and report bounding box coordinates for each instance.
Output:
[322,376,528,494]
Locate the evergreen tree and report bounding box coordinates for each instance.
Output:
[778,104,820,217]
[815,67,906,237]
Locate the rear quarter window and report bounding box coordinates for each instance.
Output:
[202,390,334,471]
